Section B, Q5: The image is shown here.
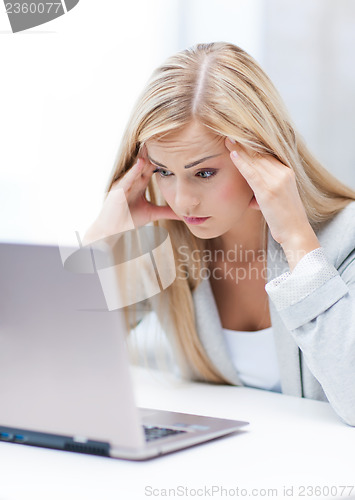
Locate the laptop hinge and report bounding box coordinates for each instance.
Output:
[0,426,110,457]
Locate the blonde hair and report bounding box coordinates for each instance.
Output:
[108,42,355,383]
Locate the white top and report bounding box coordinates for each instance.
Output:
[222,326,282,393]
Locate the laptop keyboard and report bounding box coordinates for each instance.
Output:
[143,425,186,442]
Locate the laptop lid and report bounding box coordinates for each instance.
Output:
[0,241,145,450]
[0,241,249,460]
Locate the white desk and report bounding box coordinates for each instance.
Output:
[0,367,354,500]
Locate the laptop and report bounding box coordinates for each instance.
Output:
[0,240,248,460]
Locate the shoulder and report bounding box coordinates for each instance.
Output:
[316,201,355,267]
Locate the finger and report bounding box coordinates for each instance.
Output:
[130,160,158,200]
[225,138,261,174]
[232,146,295,196]
[140,144,148,160]
[229,148,262,189]
[225,137,257,158]
[226,137,287,174]
[114,158,146,192]
[225,137,237,151]
[227,140,279,188]
[140,158,157,179]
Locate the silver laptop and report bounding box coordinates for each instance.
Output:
[0,241,248,460]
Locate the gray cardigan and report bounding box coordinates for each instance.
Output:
[130,202,355,426]
[191,201,355,426]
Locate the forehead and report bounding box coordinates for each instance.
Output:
[146,121,225,158]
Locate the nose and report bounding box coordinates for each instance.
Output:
[174,179,201,215]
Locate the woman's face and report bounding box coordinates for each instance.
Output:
[145,121,255,240]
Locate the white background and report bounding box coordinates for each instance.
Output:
[1,0,354,245]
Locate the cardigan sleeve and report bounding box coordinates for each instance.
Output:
[265,246,355,426]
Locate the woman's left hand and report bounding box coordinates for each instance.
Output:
[225,137,320,270]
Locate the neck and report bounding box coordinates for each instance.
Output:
[210,209,266,263]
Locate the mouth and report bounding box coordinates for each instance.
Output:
[183,216,211,225]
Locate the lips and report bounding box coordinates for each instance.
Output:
[183,216,211,225]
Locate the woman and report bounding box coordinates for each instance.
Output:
[84,42,355,425]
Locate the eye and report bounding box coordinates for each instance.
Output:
[153,167,218,180]
[196,170,217,179]
[154,168,173,178]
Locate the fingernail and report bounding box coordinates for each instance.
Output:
[231,150,238,158]
[227,137,236,144]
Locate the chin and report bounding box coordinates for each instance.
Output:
[186,226,225,240]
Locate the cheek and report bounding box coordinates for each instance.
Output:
[217,177,252,204]
[218,184,237,200]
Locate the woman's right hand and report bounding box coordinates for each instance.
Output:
[83,156,180,245]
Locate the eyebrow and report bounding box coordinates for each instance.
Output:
[147,154,222,169]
